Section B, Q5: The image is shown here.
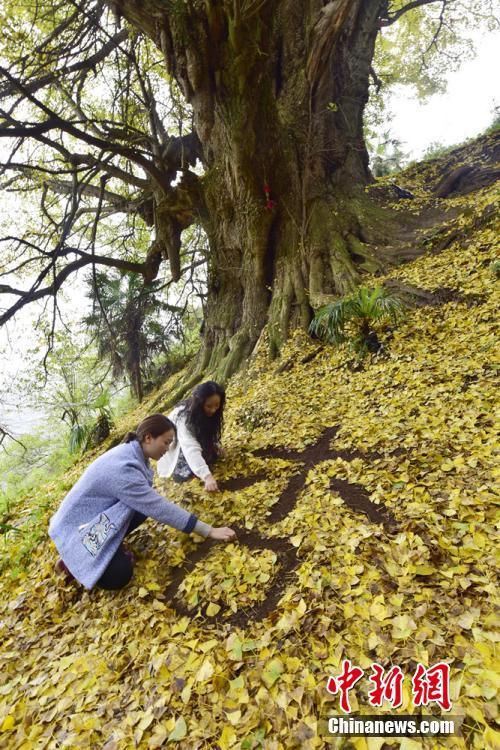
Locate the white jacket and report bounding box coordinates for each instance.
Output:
[156,405,212,480]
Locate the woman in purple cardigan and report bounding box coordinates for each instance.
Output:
[49,414,235,591]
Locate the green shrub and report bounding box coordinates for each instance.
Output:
[309,286,405,358]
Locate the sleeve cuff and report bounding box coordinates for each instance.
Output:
[193,519,212,537]
[197,467,212,481]
[183,513,198,534]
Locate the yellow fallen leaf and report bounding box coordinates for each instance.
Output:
[484,725,500,749]
[168,716,187,742]
[392,614,417,640]
[296,598,307,616]
[226,633,242,661]
[261,658,284,688]
[195,659,214,682]
[457,611,476,629]
[370,598,390,621]
[275,611,297,630]
[400,740,422,750]
[206,602,221,617]
[1,715,15,731]
[148,725,168,749]
[480,670,500,690]
[415,566,435,575]
[171,617,190,635]
[344,602,355,618]
[450,674,463,702]
[138,711,155,732]
[218,725,237,749]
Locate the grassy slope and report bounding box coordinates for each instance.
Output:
[0,133,498,749]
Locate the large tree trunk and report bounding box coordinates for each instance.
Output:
[114,0,389,380]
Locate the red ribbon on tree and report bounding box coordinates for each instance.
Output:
[263,182,276,211]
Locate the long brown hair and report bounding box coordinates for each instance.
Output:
[123,414,176,444]
[178,381,225,450]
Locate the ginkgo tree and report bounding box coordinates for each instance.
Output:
[0,0,496,384]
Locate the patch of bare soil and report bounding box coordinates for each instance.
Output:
[164,426,399,625]
[164,526,300,628]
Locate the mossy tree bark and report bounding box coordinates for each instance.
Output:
[112,0,396,380]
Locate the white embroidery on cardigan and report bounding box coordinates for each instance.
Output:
[80,513,117,557]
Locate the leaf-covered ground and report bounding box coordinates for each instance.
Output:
[1,133,499,749]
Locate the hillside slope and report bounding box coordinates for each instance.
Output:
[0,132,498,749]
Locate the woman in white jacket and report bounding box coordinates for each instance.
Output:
[157,381,225,492]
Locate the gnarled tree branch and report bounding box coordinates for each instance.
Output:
[379,0,446,26]
[0,29,130,100]
[0,251,144,327]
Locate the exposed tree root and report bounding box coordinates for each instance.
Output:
[385,280,486,309]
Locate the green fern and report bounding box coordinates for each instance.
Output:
[309,286,405,356]
[0,522,21,537]
[69,424,92,454]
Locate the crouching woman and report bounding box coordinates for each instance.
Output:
[157,381,226,492]
[49,414,235,591]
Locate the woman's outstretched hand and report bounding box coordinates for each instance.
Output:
[208,526,236,542]
[204,475,219,492]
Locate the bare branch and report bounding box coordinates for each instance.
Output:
[0,424,26,450]
[87,174,123,378]
[0,30,130,100]
[41,177,146,213]
[369,66,383,93]
[0,251,146,327]
[0,117,62,138]
[0,1,206,331]
[423,1,448,57]
[380,0,445,26]
[0,64,172,192]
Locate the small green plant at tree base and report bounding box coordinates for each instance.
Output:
[309,286,405,358]
[490,260,500,278]
[68,390,114,454]
[87,391,113,448]
[0,522,22,542]
[69,423,91,454]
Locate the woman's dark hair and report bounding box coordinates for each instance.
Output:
[123,414,176,444]
[179,381,225,450]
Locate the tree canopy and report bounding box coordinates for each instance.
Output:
[0,0,497,382]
